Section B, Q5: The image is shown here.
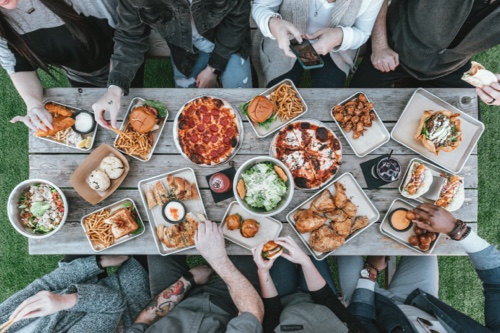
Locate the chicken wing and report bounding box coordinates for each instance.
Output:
[351,215,369,233]
[295,209,327,233]
[309,225,345,252]
[343,200,357,218]
[331,218,352,237]
[35,116,75,137]
[334,182,347,208]
[325,209,347,223]
[310,190,336,213]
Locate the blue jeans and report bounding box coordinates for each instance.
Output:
[270,256,337,297]
[171,51,252,88]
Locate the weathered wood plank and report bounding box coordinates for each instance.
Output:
[29,154,479,190]
[51,188,478,223]
[28,222,477,256]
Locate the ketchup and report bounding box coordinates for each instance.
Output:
[210,173,232,193]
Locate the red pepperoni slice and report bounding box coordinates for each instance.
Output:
[210,124,219,132]
[211,109,220,116]
[186,106,195,116]
[211,150,219,158]
[202,136,210,143]
[223,137,231,144]
[199,105,208,113]
[203,115,211,124]
[220,117,228,126]
[190,134,199,143]
[195,146,203,155]
[211,135,218,143]
[188,120,195,128]
[218,147,226,154]
[197,124,205,132]
[225,128,234,136]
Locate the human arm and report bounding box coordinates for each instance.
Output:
[369,0,399,72]
[475,76,500,106]
[8,71,53,131]
[306,0,384,55]
[196,221,264,323]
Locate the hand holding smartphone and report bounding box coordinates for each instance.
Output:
[290,39,324,70]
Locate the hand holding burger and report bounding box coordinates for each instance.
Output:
[252,241,281,272]
[274,236,310,267]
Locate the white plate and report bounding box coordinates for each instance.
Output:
[241,79,308,138]
[113,97,169,162]
[391,88,484,174]
[331,92,390,157]
[379,198,441,255]
[137,168,206,256]
[80,198,145,253]
[286,173,379,260]
[36,101,97,151]
[173,96,243,167]
[221,201,283,251]
[270,118,342,190]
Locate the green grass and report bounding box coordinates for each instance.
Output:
[1,48,500,324]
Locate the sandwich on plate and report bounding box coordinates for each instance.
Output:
[104,207,139,239]
[401,162,433,198]
[435,175,465,212]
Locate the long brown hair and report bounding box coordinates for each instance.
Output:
[0,0,101,74]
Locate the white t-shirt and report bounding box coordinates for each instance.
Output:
[306,0,337,36]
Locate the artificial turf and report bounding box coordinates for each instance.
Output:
[1,46,499,324]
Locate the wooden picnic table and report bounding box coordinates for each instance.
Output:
[28,88,479,256]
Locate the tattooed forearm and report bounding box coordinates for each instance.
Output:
[134,278,191,325]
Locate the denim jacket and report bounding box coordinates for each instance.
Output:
[109,0,251,94]
[348,245,500,333]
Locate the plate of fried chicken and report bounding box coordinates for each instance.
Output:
[286,173,380,260]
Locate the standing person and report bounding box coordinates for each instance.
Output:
[252,236,366,333]
[93,0,252,129]
[349,0,500,102]
[0,256,150,333]
[338,203,500,333]
[126,220,263,333]
[252,0,383,88]
[0,0,137,131]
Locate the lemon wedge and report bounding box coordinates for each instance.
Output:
[77,137,92,149]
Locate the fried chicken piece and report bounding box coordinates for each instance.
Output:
[353,131,362,139]
[334,182,348,208]
[355,122,365,133]
[45,103,73,117]
[343,200,357,218]
[351,115,360,124]
[35,116,75,137]
[325,209,347,223]
[334,112,344,122]
[241,219,259,238]
[309,225,345,252]
[294,209,306,221]
[343,122,353,132]
[295,209,327,234]
[331,218,352,237]
[351,216,369,233]
[358,94,367,103]
[225,214,242,230]
[310,190,336,213]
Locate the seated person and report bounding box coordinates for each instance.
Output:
[93,0,252,129]
[338,203,500,332]
[127,220,263,333]
[0,255,149,333]
[252,0,383,88]
[350,0,500,105]
[252,236,366,333]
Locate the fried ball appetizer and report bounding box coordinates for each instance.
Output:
[241,219,259,238]
[225,214,242,231]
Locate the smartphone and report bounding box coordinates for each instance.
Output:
[290,38,324,69]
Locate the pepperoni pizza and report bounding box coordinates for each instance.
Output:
[272,120,342,189]
[177,96,240,165]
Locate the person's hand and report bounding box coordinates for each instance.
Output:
[365,256,387,273]
[10,291,77,321]
[92,85,122,129]
[10,106,53,131]
[371,46,399,72]
[274,236,310,266]
[195,220,228,267]
[269,17,302,58]
[306,28,343,55]
[99,255,129,268]
[196,66,218,88]
[412,203,458,234]
[189,265,213,285]
[476,76,500,106]
[252,242,276,272]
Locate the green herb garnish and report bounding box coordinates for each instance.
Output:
[145,99,167,118]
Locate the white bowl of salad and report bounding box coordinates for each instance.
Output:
[7,179,68,239]
[234,157,294,217]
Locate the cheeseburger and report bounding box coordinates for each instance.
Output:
[261,240,283,260]
[129,105,161,134]
[247,95,274,123]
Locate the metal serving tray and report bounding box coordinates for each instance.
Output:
[379,198,441,255]
[80,198,145,253]
[37,101,97,151]
[331,92,390,157]
[113,97,169,162]
[391,88,484,174]
[286,173,379,260]
[137,168,207,256]
[241,79,308,138]
[221,201,283,252]
[172,96,244,167]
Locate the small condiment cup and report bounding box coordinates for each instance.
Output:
[388,208,413,232]
[72,110,97,134]
[161,200,186,224]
